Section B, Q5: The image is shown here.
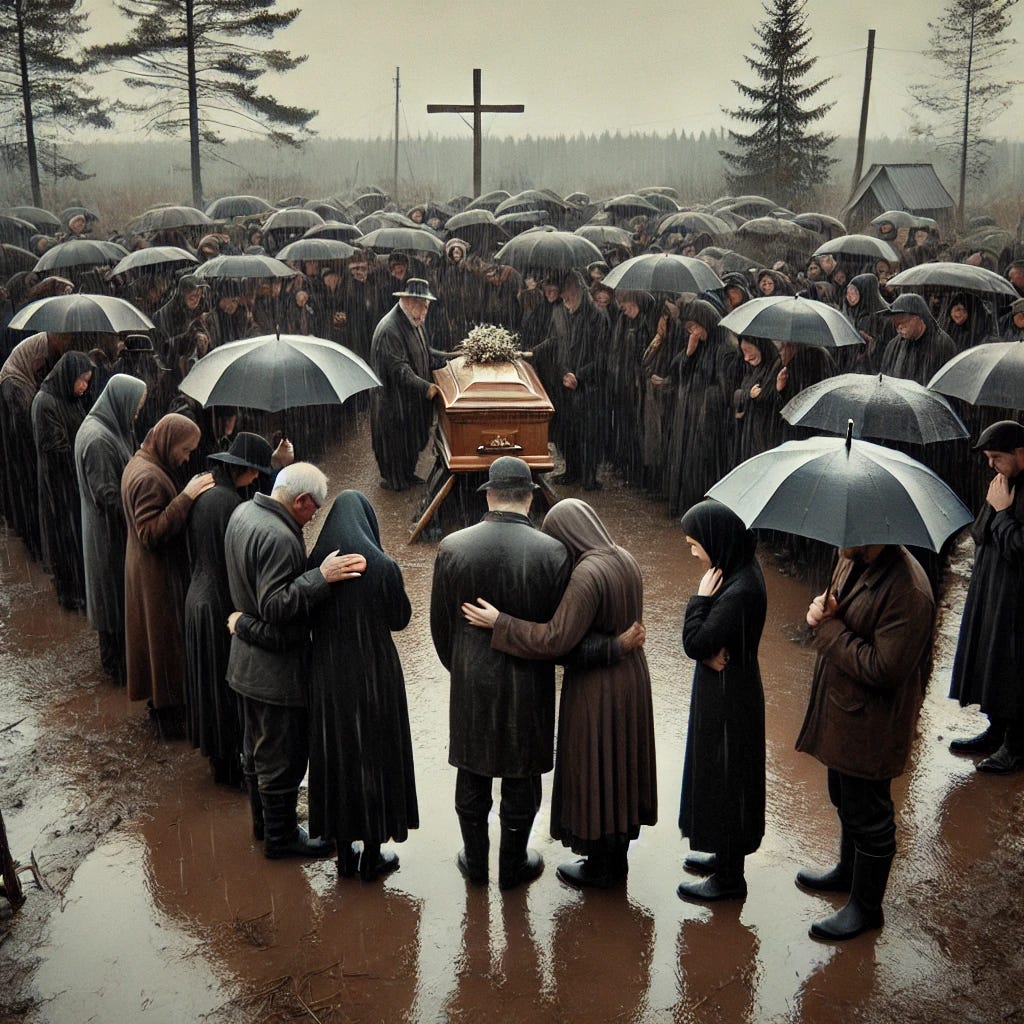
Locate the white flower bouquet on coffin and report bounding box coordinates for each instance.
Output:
[456,323,520,365]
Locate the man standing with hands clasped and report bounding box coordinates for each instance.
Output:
[948,420,1024,773]
[795,541,934,940]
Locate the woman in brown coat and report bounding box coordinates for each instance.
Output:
[462,498,657,889]
[121,413,213,737]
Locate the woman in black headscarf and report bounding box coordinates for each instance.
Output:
[943,292,991,352]
[676,499,766,903]
[841,273,892,373]
[31,350,94,608]
[733,336,781,465]
[306,490,418,881]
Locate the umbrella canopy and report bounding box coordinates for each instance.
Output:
[574,224,635,250]
[356,212,418,233]
[657,211,733,238]
[602,252,722,294]
[495,210,550,235]
[813,234,900,263]
[275,237,358,262]
[601,194,659,217]
[263,208,325,233]
[3,206,60,231]
[1,244,38,275]
[109,246,198,277]
[495,190,569,218]
[443,209,509,252]
[886,262,1019,298]
[466,190,511,212]
[707,426,973,551]
[178,333,381,412]
[0,214,38,248]
[205,195,275,219]
[720,295,864,348]
[494,230,603,272]
[192,254,297,280]
[34,238,128,272]
[870,210,938,229]
[637,192,678,214]
[8,294,155,334]
[927,341,1024,407]
[303,200,349,221]
[793,213,846,239]
[303,221,363,243]
[137,205,213,232]
[735,217,819,243]
[781,373,968,444]
[358,227,443,255]
[350,192,389,215]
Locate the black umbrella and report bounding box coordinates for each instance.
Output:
[637,192,678,214]
[495,230,602,272]
[0,214,37,249]
[574,224,635,250]
[495,210,550,236]
[350,192,389,215]
[179,333,381,412]
[263,208,325,233]
[358,227,443,256]
[793,213,846,239]
[1,244,38,275]
[720,296,864,348]
[356,212,418,233]
[927,341,1024,407]
[275,238,358,262]
[8,294,155,334]
[34,238,128,272]
[109,246,199,277]
[814,234,899,263]
[870,210,937,229]
[707,423,973,551]
[205,195,275,219]
[602,252,722,294]
[3,206,61,231]
[303,221,364,243]
[782,373,968,444]
[886,262,1018,298]
[466,190,511,213]
[137,205,213,232]
[601,194,659,218]
[192,254,297,280]
[444,210,509,252]
[657,211,733,238]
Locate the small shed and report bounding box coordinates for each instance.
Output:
[843,164,955,234]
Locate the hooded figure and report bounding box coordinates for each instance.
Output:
[733,335,782,464]
[878,293,956,385]
[31,351,94,607]
[306,491,419,879]
[841,273,893,373]
[943,291,992,353]
[75,374,147,685]
[676,499,766,902]
[121,413,205,733]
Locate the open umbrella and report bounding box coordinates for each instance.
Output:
[205,195,274,219]
[494,230,602,272]
[657,211,733,238]
[192,254,297,280]
[109,246,199,277]
[601,194,659,218]
[303,221,363,243]
[495,210,550,235]
[0,215,38,249]
[870,211,938,229]
[444,209,509,252]
[263,208,325,234]
[466,190,510,213]
[356,212,419,233]
[720,295,864,348]
[34,238,128,272]
[927,341,1024,407]
[3,206,60,231]
[886,262,1019,298]
[350,192,389,215]
[575,224,635,250]
[707,424,973,551]
[179,333,380,412]
[358,227,443,256]
[8,294,155,334]
[794,213,846,239]
[275,238,358,262]
[813,234,900,263]
[1,244,38,275]
[602,252,722,294]
[137,205,213,232]
[781,373,968,443]
[637,192,678,214]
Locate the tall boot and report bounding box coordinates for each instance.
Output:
[457,816,490,885]
[244,773,264,841]
[498,821,543,891]
[262,791,334,860]
[796,829,854,892]
[677,851,746,903]
[977,720,1024,774]
[358,840,399,882]
[809,849,892,940]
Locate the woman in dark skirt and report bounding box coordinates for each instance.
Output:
[306,490,419,881]
[677,499,766,903]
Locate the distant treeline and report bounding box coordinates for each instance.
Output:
[3,131,1023,229]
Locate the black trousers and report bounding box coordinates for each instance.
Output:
[827,768,896,857]
[97,628,125,687]
[455,768,541,827]
[239,695,308,796]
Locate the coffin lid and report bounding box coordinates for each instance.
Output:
[434,355,553,412]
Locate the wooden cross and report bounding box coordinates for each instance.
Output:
[427,69,524,198]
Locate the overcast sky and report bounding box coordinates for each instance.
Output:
[84,0,1024,142]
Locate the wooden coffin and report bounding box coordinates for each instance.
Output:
[433,356,554,472]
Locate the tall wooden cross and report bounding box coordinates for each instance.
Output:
[427,69,524,198]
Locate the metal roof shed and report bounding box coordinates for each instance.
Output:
[843,164,955,234]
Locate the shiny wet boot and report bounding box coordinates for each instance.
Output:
[677,853,746,902]
[498,822,543,891]
[809,849,892,940]
[457,816,490,885]
[796,830,854,893]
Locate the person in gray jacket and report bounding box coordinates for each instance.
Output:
[225,462,365,859]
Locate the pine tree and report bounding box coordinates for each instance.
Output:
[0,0,113,206]
[720,0,836,207]
[909,0,1020,225]
[91,0,316,206]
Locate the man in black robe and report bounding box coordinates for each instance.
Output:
[948,421,1024,773]
[368,278,446,491]
[430,457,571,890]
[878,293,956,386]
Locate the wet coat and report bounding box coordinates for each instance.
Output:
[949,475,1024,719]
[733,337,781,464]
[224,491,328,708]
[878,294,957,386]
[75,374,146,631]
[608,294,658,483]
[796,546,934,780]
[307,491,419,844]
[842,273,893,373]
[431,509,571,777]
[121,414,201,708]
[678,501,766,855]
[490,500,657,851]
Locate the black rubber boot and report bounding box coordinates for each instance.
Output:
[949,719,1004,755]
[245,773,264,841]
[809,849,892,940]
[796,830,854,893]
[683,851,718,875]
[359,841,399,881]
[456,816,490,885]
[336,842,360,878]
[498,823,544,891]
[556,843,617,890]
[677,853,746,903]
[262,792,334,860]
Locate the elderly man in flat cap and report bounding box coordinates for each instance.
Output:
[949,420,1024,773]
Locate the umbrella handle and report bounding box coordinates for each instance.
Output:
[845,419,853,450]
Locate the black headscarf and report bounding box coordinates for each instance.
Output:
[38,350,94,403]
[680,499,757,579]
[308,490,387,607]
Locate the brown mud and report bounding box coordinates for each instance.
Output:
[1,420,1023,1023]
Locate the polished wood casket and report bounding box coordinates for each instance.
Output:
[433,356,554,472]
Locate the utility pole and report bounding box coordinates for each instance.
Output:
[393,67,400,202]
[851,29,875,193]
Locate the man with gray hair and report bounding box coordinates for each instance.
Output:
[225,462,365,858]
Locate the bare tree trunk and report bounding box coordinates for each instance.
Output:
[15,0,41,207]
[958,9,976,232]
[185,0,203,207]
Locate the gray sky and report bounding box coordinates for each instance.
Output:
[84,0,1024,141]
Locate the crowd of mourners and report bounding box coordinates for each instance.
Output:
[1,187,1023,941]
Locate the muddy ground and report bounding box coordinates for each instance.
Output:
[1,420,1023,1024]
